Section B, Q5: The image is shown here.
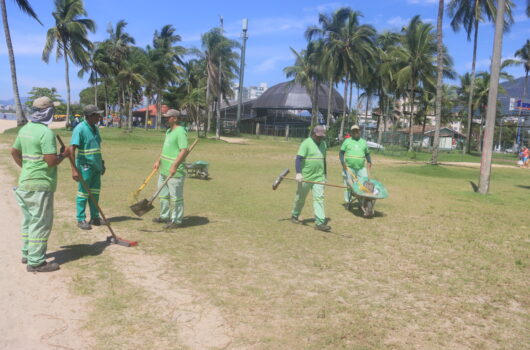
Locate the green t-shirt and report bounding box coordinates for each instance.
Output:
[70,120,103,172]
[341,137,369,170]
[297,137,327,182]
[12,122,58,192]
[160,125,188,178]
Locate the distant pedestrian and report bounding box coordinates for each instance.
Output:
[523,147,530,168]
[11,97,68,272]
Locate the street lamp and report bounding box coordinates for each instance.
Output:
[236,18,248,136]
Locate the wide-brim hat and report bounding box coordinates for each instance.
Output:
[33,96,60,109]
[163,109,181,118]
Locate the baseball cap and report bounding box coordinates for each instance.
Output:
[312,125,326,137]
[163,109,181,118]
[351,125,360,131]
[83,104,104,116]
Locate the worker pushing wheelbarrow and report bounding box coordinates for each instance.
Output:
[340,125,388,218]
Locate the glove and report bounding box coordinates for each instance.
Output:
[101,160,106,175]
[295,173,303,183]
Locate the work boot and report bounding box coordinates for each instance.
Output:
[21,257,27,264]
[90,217,107,226]
[27,261,60,273]
[163,222,182,229]
[152,217,170,224]
[291,215,301,224]
[315,224,331,232]
[77,220,92,230]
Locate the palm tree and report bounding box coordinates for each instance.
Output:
[473,62,513,151]
[447,0,514,154]
[104,20,135,126]
[514,40,530,122]
[201,28,239,138]
[118,47,146,132]
[319,9,376,138]
[431,0,445,165]
[478,0,507,194]
[1,0,41,126]
[149,25,186,129]
[284,47,318,125]
[395,16,437,152]
[42,0,95,127]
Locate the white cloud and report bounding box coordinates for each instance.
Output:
[465,58,491,70]
[0,33,45,56]
[254,56,292,73]
[387,16,410,28]
[514,14,529,23]
[303,2,349,13]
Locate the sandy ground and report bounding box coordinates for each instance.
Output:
[0,153,91,349]
[0,119,65,133]
[0,139,232,349]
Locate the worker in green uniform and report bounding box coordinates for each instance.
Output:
[291,125,331,232]
[11,96,69,272]
[340,125,372,203]
[69,105,106,230]
[152,109,189,229]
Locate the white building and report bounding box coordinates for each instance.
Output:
[232,82,268,101]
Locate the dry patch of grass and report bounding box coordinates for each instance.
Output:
[1,128,528,349]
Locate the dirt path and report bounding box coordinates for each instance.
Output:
[111,247,234,349]
[0,161,91,350]
[375,157,518,169]
[1,142,233,349]
[215,136,250,144]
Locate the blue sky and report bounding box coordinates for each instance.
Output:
[1,0,529,101]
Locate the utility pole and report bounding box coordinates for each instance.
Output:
[236,18,248,137]
[216,16,224,140]
[478,0,505,194]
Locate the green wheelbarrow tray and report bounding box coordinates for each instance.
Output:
[351,177,389,199]
[185,160,209,168]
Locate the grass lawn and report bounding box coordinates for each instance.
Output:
[2,127,529,349]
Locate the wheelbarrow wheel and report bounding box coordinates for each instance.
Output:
[362,199,375,218]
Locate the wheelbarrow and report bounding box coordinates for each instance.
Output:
[346,175,388,218]
[185,160,209,179]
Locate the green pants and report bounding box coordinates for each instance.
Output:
[291,182,326,225]
[76,165,101,222]
[342,167,368,203]
[14,189,54,267]
[158,174,185,224]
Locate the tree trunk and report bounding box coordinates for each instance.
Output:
[94,70,98,106]
[326,77,333,128]
[431,0,444,164]
[478,115,484,152]
[464,19,479,154]
[104,80,109,125]
[311,79,319,127]
[1,0,26,126]
[408,83,415,152]
[478,0,505,194]
[216,55,222,140]
[127,84,133,132]
[144,95,149,130]
[364,93,370,139]
[206,74,212,136]
[339,78,349,139]
[64,46,71,129]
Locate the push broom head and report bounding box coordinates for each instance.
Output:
[130,198,154,217]
[106,236,138,247]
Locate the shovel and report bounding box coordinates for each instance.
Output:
[130,138,199,217]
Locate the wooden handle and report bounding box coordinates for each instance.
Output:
[136,168,157,193]
[57,135,117,240]
[148,138,200,204]
[284,177,347,189]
